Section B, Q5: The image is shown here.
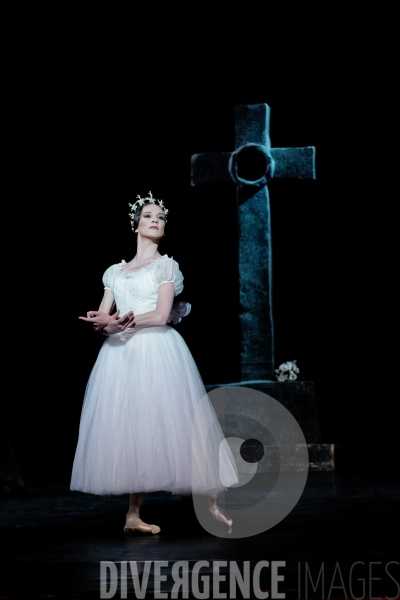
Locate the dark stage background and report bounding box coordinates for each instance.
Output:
[3,13,398,487]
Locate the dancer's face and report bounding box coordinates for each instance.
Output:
[137,204,166,239]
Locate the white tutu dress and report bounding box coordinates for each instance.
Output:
[70,255,238,496]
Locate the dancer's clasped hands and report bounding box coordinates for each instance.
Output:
[79,309,135,334]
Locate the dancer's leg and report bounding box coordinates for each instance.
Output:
[207,494,233,527]
[124,492,161,534]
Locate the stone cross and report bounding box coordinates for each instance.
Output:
[191,103,316,381]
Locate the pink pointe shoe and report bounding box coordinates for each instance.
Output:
[123,513,161,535]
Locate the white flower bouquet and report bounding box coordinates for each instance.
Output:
[275,360,300,382]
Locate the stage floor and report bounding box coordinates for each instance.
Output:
[0,470,399,599]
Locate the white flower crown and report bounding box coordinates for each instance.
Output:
[128,191,169,232]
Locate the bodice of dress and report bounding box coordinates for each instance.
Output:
[102,254,184,317]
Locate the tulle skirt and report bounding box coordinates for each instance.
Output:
[70,326,238,495]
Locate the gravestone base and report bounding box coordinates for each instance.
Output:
[229,442,335,472]
[0,441,25,495]
[205,379,335,471]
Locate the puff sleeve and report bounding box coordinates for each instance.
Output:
[153,256,184,296]
[102,266,112,291]
[102,261,125,292]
